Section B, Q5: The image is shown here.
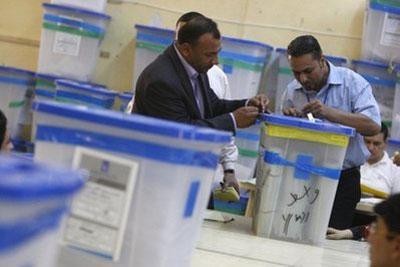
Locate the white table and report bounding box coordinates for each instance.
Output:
[192,214,370,267]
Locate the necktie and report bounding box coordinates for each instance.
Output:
[193,74,205,118]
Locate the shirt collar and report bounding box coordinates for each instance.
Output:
[293,61,343,91]
[368,151,391,167]
[174,43,198,79]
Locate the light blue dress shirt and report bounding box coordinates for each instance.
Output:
[281,61,381,170]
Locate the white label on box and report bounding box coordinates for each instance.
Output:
[64,217,119,256]
[53,31,82,56]
[70,181,126,228]
[52,15,84,56]
[62,147,139,261]
[381,13,400,48]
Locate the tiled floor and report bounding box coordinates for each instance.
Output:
[192,213,370,267]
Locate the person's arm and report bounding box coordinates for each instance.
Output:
[324,109,380,136]
[280,87,303,117]
[223,73,231,100]
[302,82,381,136]
[302,101,380,136]
[206,84,247,115]
[137,81,259,132]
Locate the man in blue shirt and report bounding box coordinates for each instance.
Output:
[281,35,381,229]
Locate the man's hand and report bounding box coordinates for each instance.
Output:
[326,227,353,240]
[392,152,400,166]
[302,100,332,119]
[232,106,259,128]
[248,94,269,113]
[222,171,240,194]
[283,107,303,117]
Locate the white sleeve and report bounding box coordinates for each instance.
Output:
[390,165,400,194]
[219,137,238,170]
[222,71,231,100]
[208,65,231,100]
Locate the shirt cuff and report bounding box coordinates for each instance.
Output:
[222,161,235,171]
[229,112,237,131]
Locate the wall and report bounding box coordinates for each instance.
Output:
[0,0,367,91]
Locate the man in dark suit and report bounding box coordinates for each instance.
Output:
[134,16,268,193]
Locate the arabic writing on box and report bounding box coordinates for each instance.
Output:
[281,185,320,235]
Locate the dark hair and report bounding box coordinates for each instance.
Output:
[374,193,400,235]
[177,16,220,46]
[176,12,204,25]
[380,122,389,141]
[287,35,322,60]
[0,109,7,147]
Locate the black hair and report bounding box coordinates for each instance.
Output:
[176,12,204,25]
[374,193,400,235]
[177,16,220,46]
[0,109,7,148]
[287,35,323,60]
[380,122,389,141]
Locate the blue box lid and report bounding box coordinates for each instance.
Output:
[42,3,111,20]
[56,79,116,97]
[0,156,84,201]
[32,100,232,143]
[260,114,355,136]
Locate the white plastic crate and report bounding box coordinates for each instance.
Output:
[253,114,354,246]
[352,60,397,126]
[0,66,35,138]
[325,55,348,67]
[51,0,107,13]
[390,77,400,138]
[361,0,400,63]
[220,37,273,99]
[38,3,111,81]
[352,60,397,81]
[387,138,400,157]
[35,73,63,101]
[361,74,396,125]
[55,79,117,109]
[235,123,261,180]
[133,25,174,89]
[31,100,230,267]
[274,48,293,113]
[0,156,84,267]
[31,100,228,155]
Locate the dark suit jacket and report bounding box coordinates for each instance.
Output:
[133,44,247,133]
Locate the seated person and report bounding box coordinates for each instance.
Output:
[327,124,400,240]
[0,109,12,152]
[361,123,400,197]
